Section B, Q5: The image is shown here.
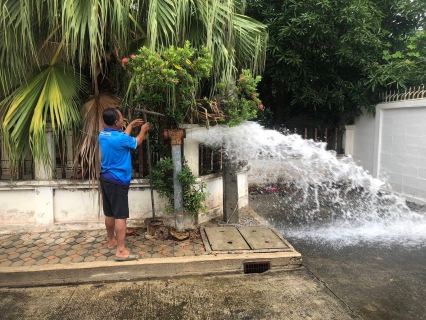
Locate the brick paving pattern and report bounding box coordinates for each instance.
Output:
[0,207,261,268]
[0,229,205,267]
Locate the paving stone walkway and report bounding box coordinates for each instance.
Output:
[0,229,205,267]
[0,207,262,268]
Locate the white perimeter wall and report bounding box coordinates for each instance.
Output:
[353,99,426,201]
[0,172,249,235]
[353,114,376,174]
[0,124,249,234]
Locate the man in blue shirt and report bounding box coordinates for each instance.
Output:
[99,108,149,261]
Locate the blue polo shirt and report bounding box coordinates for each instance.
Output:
[99,127,137,185]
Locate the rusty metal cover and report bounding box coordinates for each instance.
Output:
[237,227,290,250]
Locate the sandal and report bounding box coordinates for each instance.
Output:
[114,254,140,261]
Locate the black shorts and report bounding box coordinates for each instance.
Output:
[100,178,130,219]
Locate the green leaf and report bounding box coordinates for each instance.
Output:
[1,62,85,174]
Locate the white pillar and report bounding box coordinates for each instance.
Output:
[181,124,201,177]
[35,123,56,180]
[344,125,355,156]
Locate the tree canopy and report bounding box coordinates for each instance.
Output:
[0,0,267,179]
[246,0,426,128]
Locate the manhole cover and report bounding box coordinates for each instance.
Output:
[204,227,250,251]
[203,226,290,251]
[237,227,290,250]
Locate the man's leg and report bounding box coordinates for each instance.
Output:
[115,218,130,258]
[105,183,136,260]
[105,216,117,248]
[101,180,118,249]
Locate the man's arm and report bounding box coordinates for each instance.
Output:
[136,123,150,146]
[125,119,144,135]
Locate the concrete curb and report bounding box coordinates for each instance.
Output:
[0,251,302,288]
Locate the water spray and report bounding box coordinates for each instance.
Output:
[188,121,426,247]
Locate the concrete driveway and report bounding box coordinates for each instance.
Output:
[0,270,359,320]
[249,193,426,320]
[293,241,426,320]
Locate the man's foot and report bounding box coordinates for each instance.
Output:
[126,229,136,236]
[108,240,132,249]
[107,240,118,249]
[115,254,140,261]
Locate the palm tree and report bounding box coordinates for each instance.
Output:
[0,0,267,180]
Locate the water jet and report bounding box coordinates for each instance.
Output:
[189,122,426,248]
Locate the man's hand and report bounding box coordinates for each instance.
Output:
[125,119,144,135]
[141,122,150,133]
[136,122,150,146]
[129,119,144,128]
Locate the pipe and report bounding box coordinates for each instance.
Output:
[134,108,165,117]
[164,129,186,233]
[135,107,165,222]
[172,144,184,232]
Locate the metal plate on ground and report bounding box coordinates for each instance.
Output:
[204,227,251,251]
[237,227,290,250]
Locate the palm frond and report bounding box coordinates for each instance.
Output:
[146,0,177,50]
[61,0,134,74]
[1,62,85,177]
[1,0,268,183]
[233,13,268,75]
[143,0,267,94]
[74,93,121,181]
[0,0,40,94]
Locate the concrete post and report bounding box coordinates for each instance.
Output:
[34,123,55,180]
[344,125,355,156]
[223,156,239,223]
[164,129,187,232]
[181,124,201,177]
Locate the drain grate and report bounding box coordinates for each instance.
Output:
[243,261,271,274]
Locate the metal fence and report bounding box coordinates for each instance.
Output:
[199,144,222,176]
[1,125,345,180]
[0,159,34,180]
[380,85,426,102]
[0,142,223,181]
[286,126,345,154]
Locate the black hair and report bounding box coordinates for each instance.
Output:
[102,108,120,126]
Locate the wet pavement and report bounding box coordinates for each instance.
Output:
[0,269,360,320]
[3,194,424,319]
[292,241,426,320]
[249,193,426,320]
